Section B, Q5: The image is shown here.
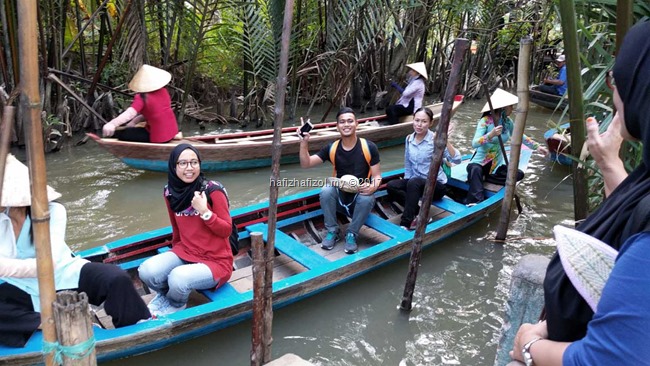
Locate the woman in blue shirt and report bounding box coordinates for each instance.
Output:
[387,107,461,230]
[464,88,547,205]
[0,154,150,347]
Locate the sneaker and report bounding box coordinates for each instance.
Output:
[321,231,340,250]
[344,233,358,254]
[409,219,418,231]
[153,301,187,316]
[147,292,167,313]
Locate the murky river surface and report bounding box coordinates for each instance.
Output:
[12,99,576,365]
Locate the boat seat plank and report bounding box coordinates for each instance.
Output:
[434,197,468,214]
[246,223,329,269]
[364,214,407,238]
[117,257,148,271]
[200,283,246,302]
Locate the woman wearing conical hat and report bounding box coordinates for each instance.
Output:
[464,88,547,205]
[102,64,179,143]
[385,62,427,125]
[0,155,151,347]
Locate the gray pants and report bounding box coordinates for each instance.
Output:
[319,185,375,236]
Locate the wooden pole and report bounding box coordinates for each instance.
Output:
[400,38,469,311]
[496,37,533,241]
[558,0,588,221]
[615,0,633,55]
[16,1,58,365]
[52,291,96,366]
[261,0,295,362]
[250,232,265,366]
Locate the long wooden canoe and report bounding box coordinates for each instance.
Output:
[87,96,464,172]
[0,146,532,365]
[529,86,568,111]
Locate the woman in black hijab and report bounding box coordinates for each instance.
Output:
[138,144,234,317]
[542,20,650,343]
[509,21,650,365]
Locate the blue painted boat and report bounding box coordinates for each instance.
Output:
[544,123,572,166]
[87,97,464,172]
[0,147,532,365]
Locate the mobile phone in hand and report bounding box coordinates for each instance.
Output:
[299,119,313,137]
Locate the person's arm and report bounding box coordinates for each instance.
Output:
[359,163,382,196]
[471,117,501,148]
[195,190,232,238]
[445,143,461,165]
[103,107,138,137]
[390,81,405,94]
[586,114,627,196]
[400,79,422,100]
[522,134,549,157]
[510,321,570,366]
[0,257,37,278]
[404,137,413,179]
[298,131,325,168]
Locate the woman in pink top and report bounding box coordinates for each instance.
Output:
[102,64,179,143]
[386,62,427,125]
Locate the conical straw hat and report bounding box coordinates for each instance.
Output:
[481,88,519,113]
[128,65,172,93]
[1,154,61,207]
[406,62,428,80]
[554,225,617,312]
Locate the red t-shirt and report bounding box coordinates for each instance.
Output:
[130,88,178,143]
[165,189,234,284]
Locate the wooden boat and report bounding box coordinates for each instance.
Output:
[87,96,464,172]
[0,147,532,365]
[544,123,571,165]
[529,86,568,111]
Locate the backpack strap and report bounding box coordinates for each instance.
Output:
[329,139,340,177]
[201,180,230,208]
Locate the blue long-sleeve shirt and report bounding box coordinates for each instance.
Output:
[404,130,460,184]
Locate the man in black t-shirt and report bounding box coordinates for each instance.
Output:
[298,107,382,254]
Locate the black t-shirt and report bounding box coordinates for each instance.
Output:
[316,138,380,179]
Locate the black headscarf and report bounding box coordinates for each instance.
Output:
[166,143,205,212]
[543,20,650,342]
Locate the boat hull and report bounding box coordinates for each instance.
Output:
[529,87,568,111]
[0,147,532,365]
[88,98,463,172]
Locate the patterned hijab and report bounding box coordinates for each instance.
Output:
[166,143,205,212]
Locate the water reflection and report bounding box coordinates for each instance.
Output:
[12,99,573,365]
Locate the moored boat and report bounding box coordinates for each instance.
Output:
[87,96,464,172]
[0,146,532,365]
[529,86,568,111]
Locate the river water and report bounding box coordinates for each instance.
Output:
[12,99,575,365]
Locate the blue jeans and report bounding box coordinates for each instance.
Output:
[138,251,219,307]
[319,185,375,236]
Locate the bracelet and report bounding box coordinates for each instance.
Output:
[522,337,544,366]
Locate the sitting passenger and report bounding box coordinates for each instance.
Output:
[387,107,461,230]
[386,62,427,125]
[138,144,233,316]
[464,88,548,205]
[0,154,150,348]
[102,64,179,143]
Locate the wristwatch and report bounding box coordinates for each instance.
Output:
[522,337,543,366]
[201,211,213,221]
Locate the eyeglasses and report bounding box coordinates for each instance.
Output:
[606,70,616,90]
[177,160,200,168]
[337,119,355,125]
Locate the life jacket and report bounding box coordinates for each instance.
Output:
[329,138,372,178]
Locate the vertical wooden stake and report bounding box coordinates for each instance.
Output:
[52,291,96,366]
[250,232,266,366]
[16,1,58,364]
[0,105,15,197]
[400,38,469,311]
[496,37,533,241]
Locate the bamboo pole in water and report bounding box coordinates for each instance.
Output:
[558,0,588,221]
[400,38,469,311]
[262,0,295,362]
[0,105,15,198]
[496,37,532,241]
[16,1,58,364]
[250,232,266,366]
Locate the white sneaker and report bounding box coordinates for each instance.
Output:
[153,301,187,316]
[147,293,167,313]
